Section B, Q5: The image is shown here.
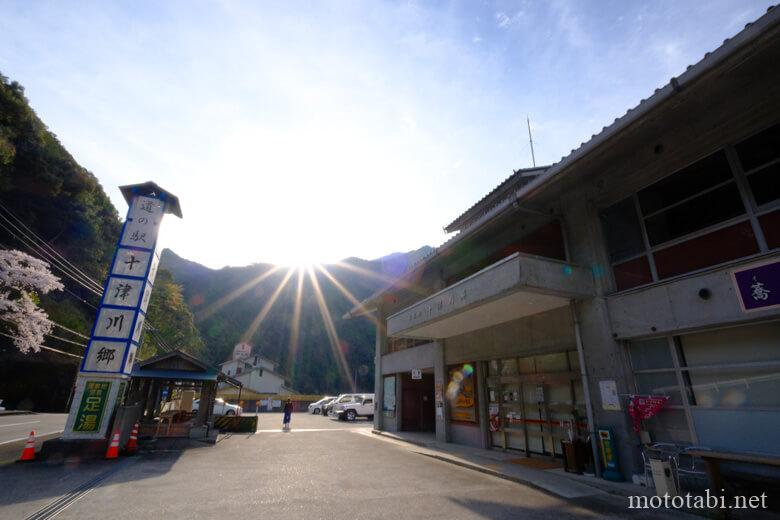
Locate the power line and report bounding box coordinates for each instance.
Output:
[0,217,103,298]
[0,331,83,359]
[0,199,106,293]
[50,321,92,341]
[45,333,87,348]
[0,210,105,294]
[0,208,179,356]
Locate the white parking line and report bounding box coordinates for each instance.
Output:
[0,430,62,445]
[0,420,40,428]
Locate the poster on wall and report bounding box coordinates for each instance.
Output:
[489,403,500,432]
[447,364,477,422]
[599,380,621,411]
[383,375,396,413]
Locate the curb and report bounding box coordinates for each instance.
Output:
[0,410,35,416]
[370,429,582,499]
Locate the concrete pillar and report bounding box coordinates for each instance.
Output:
[433,340,451,443]
[562,190,642,478]
[476,360,490,449]
[373,306,387,431]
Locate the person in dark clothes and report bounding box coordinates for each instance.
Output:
[282,399,293,430]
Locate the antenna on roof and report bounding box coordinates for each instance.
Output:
[527,115,537,168]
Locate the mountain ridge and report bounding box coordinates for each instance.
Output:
[160,244,432,393]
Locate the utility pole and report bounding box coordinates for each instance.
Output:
[527,115,536,168]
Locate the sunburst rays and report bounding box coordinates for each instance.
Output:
[240,268,294,343]
[307,266,355,392]
[205,258,393,392]
[196,265,282,321]
[315,264,378,326]
[286,267,305,378]
[333,260,428,296]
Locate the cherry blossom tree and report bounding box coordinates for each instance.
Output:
[0,249,64,353]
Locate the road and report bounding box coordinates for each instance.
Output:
[0,413,686,519]
[0,413,66,463]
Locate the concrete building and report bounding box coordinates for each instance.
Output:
[349,7,780,482]
[219,351,295,395]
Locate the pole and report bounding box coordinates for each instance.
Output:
[571,301,602,478]
[527,116,536,168]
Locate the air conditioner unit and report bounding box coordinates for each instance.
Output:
[649,459,679,497]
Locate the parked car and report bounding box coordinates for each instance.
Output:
[308,396,335,415]
[192,398,241,416]
[320,397,339,416]
[331,394,375,421]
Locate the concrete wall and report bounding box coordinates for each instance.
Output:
[608,253,780,339]
[380,342,436,375]
[444,306,576,365]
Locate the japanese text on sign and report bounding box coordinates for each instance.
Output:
[74,381,111,432]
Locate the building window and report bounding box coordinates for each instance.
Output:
[627,321,780,448]
[601,123,780,292]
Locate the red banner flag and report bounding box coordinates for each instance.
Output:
[628,395,670,432]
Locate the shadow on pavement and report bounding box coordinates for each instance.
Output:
[0,438,210,515]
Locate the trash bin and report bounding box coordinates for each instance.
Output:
[561,439,589,474]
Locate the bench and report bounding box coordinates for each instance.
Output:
[686,449,780,516]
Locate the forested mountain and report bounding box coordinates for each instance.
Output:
[160,246,433,394]
[0,73,204,410]
[0,72,434,408]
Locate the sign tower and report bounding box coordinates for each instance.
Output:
[62,182,182,440]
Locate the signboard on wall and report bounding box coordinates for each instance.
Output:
[447,364,477,422]
[233,343,252,360]
[383,376,396,413]
[732,259,780,312]
[73,381,111,433]
[599,380,621,411]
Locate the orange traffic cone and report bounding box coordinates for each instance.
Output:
[105,430,120,459]
[125,422,139,455]
[18,431,36,462]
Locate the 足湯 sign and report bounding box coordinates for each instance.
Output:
[73,381,111,433]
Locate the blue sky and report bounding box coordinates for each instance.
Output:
[0,1,773,268]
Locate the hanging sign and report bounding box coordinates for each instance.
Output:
[732,259,780,312]
[411,369,422,380]
[627,395,670,432]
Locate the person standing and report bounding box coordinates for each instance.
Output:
[282,399,293,430]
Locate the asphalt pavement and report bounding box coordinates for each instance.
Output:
[0,413,67,464]
[0,414,66,444]
[0,413,690,519]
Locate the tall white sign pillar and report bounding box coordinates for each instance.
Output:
[62,182,182,440]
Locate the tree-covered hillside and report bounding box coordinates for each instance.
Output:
[0,73,204,410]
[161,248,431,394]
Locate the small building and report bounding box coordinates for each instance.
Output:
[350,7,780,485]
[218,350,296,396]
[124,349,240,439]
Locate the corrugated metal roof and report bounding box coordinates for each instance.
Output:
[443,166,549,233]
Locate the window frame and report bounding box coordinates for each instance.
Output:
[627,321,780,445]
[600,131,780,294]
